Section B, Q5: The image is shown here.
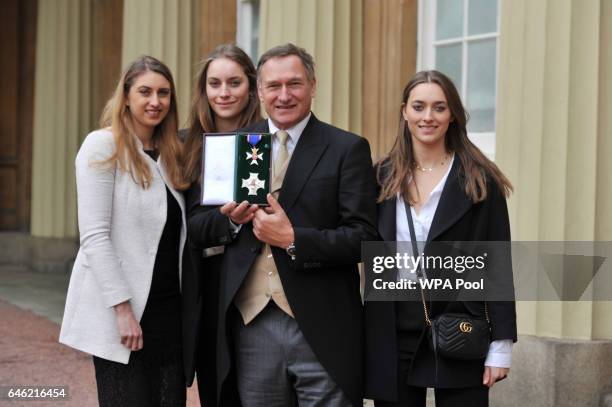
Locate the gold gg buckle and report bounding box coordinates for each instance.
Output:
[459,321,473,333]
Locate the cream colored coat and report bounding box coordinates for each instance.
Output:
[59,129,186,364]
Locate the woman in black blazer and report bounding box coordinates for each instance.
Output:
[364,70,517,407]
[181,44,260,406]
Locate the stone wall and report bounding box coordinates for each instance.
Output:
[0,232,78,273]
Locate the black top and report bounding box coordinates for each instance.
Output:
[139,149,182,356]
[146,185,181,302]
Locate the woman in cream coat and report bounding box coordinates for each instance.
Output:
[60,55,189,406]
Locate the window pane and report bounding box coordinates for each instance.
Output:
[436,0,464,40]
[466,39,496,132]
[436,44,462,93]
[468,0,498,36]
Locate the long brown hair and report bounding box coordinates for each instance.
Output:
[99,55,188,190]
[377,70,512,204]
[183,44,261,184]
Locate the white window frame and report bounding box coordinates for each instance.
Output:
[417,0,501,159]
[236,0,260,61]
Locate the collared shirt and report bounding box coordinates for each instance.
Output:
[227,113,312,233]
[394,154,513,369]
[267,112,311,158]
[396,155,455,272]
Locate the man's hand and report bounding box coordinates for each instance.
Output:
[252,194,294,249]
[483,366,509,387]
[220,200,259,225]
[114,301,143,351]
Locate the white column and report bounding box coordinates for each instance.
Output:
[121,0,197,126]
[30,0,92,238]
[496,0,610,339]
[259,0,362,134]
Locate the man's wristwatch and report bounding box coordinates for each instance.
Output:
[286,242,296,261]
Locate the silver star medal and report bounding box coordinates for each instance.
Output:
[246,147,264,165]
[242,172,266,196]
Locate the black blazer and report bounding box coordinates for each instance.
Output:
[179,127,202,389]
[180,126,229,406]
[181,221,202,387]
[182,189,227,406]
[364,157,517,401]
[188,115,379,407]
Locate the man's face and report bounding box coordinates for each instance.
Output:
[258,55,316,130]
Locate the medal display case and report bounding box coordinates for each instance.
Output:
[200,132,272,206]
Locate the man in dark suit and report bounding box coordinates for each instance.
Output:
[188,43,378,406]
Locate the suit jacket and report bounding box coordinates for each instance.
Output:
[182,184,228,406]
[179,128,200,389]
[178,127,227,406]
[60,129,187,364]
[364,157,517,401]
[188,115,379,406]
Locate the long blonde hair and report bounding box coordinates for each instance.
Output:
[99,55,188,190]
[377,70,512,204]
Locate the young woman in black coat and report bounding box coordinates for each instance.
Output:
[364,70,517,407]
[181,44,260,406]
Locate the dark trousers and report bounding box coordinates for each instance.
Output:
[374,359,489,407]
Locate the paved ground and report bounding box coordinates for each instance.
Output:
[0,266,70,324]
[0,265,200,406]
[0,298,99,406]
[0,265,389,406]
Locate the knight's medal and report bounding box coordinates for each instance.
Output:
[245,134,264,165]
[241,172,266,195]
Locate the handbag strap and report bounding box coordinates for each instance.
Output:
[403,200,490,325]
[403,201,432,326]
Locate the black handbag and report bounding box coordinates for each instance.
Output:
[429,312,491,360]
[404,201,491,360]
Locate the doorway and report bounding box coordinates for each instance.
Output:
[0,0,37,231]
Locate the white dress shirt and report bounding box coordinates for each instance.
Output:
[394,154,512,368]
[267,112,311,156]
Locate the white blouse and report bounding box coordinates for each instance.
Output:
[394,155,512,368]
